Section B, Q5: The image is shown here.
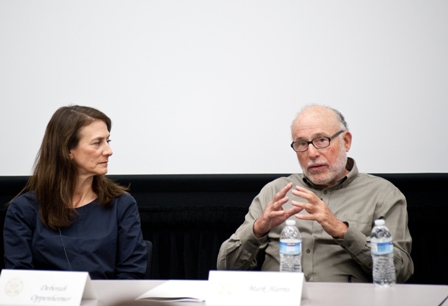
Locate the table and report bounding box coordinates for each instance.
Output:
[83,280,448,306]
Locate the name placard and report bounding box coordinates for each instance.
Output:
[0,269,97,306]
[206,270,308,306]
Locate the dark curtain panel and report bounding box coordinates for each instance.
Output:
[1,174,448,284]
[139,204,248,279]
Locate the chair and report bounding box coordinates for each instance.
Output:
[144,240,153,279]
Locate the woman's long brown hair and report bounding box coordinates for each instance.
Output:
[14,105,128,229]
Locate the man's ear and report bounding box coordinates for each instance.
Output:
[343,131,352,152]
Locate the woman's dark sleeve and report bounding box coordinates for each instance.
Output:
[4,195,36,269]
[115,194,147,279]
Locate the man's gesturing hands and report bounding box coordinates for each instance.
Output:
[291,186,348,239]
[253,183,302,238]
[253,183,348,239]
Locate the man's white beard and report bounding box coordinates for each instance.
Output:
[304,142,347,186]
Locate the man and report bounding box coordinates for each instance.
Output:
[217,105,413,282]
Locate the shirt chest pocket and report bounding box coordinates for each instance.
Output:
[337,212,372,236]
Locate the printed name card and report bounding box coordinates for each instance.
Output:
[0,269,97,306]
[206,270,308,306]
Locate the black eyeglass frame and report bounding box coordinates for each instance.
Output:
[290,130,345,152]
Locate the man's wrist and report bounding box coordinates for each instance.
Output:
[253,219,268,238]
[333,221,349,239]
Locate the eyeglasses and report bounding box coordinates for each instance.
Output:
[290,130,344,152]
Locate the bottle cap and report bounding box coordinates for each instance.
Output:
[374,219,385,226]
[286,219,296,226]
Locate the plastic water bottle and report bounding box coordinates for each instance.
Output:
[279,219,302,272]
[371,219,396,286]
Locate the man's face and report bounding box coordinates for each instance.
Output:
[291,108,351,188]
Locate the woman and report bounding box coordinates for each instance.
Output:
[3,105,147,279]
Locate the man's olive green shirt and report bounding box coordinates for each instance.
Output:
[217,158,414,282]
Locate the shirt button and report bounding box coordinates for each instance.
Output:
[306,249,311,253]
[323,190,327,194]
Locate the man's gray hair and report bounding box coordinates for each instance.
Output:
[328,106,348,131]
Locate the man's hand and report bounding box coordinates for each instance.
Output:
[291,186,348,238]
[253,182,302,238]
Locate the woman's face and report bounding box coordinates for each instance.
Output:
[69,120,113,178]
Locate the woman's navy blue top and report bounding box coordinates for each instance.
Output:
[3,192,147,279]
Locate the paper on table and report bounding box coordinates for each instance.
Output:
[136,280,207,303]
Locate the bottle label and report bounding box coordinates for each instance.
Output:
[279,239,301,255]
[371,241,394,255]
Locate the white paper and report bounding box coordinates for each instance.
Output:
[207,271,307,306]
[136,280,207,302]
[0,269,96,306]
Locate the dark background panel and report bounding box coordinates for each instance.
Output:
[1,174,447,284]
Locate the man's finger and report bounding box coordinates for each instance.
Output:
[275,182,293,199]
[291,200,313,211]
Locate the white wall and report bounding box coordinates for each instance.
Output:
[1,0,447,175]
